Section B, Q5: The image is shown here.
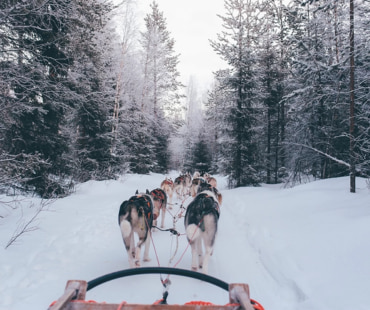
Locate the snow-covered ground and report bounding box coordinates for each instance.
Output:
[1,172,369,310]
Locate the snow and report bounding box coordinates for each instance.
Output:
[1,172,369,310]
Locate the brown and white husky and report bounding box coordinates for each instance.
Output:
[150,188,167,230]
[161,177,174,209]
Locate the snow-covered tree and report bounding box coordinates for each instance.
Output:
[257,0,290,184]
[210,0,262,187]
[204,70,234,175]
[138,1,184,173]
[0,0,77,197]
[283,0,352,183]
[68,0,119,182]
[0,0,119,195]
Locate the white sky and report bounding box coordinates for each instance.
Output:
[136,0,228,90]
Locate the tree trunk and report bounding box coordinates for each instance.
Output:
[349,0,355,193]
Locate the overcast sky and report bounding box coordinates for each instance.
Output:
[136,0,228,90]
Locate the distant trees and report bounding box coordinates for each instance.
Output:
[205,0,370,189]
[210,0,262,187]
[0,0,187,197]
[0,0,79,196]
[138,1,183,173]
[1,0,369,197]
[69,1,118,182]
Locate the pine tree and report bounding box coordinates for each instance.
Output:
[204,69,234,175]
[0,0,75,197]
[68,0,118,182]
[284,0,350,183]
[139,1,184,172]
[258,0,290,184]
[191,133,212,173]
[210,0,261,187]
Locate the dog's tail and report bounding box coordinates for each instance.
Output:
[186,223,201,242]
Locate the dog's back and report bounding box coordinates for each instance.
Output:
[150,188,167,229]
[118,194,153,227]
[118,192,154,267]
[184,187,220,274]
[185,191,220,229]
[161,178,173,192]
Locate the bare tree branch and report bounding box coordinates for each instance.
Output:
[284,142,351,168]
[4,198,55,249]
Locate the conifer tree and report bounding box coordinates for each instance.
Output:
[139,1,183,172]
[0,0,75,197]
[69,0,117,182]
[210,0,261,187]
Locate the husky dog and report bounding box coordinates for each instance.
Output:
[174,173,191,199]
[184,182,221,274]
[118,190,154,268]
[173,175,186,199]
[207,176,218,189]
[149,188,167,230]
[160,177,174,209]
[192,171,201,179]
[190,177,207,197]
[184,172,192,188]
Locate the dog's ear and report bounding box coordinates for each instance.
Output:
[135,190,138,195]
[146,189,150,194]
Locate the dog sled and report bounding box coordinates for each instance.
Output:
[48,267,264,310]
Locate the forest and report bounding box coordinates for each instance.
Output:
[1,0,369,198]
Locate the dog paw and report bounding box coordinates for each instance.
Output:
[135,260,141,267]
[143,257,151,262]
[191,266,198,271]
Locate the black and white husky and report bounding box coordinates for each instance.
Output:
[184,182,221,274]
[118,190,154,268]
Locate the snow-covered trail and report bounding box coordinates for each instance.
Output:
[2,173,369,310]
[220,188,309,310]
[1,173,259,309]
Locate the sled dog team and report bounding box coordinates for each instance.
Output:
[118,171,222,274]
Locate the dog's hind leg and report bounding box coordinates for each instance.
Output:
[134,229,151,266]
[189,240,199,271]
[161,206,166,228]
[196,237,204,270]
[142,235,151,262]
[200,215,217,274]
[201,243,213,274]
[130,232,135,258]
[120,220,135,268]
[133,236,144,267]
[186,224,201,271]
[168,189,173,209]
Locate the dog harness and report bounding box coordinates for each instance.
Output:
[151,188,165,201]
[196,192,221,218]
[163,178,173,186]
[128,195,153,222]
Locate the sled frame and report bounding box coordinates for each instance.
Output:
[49,280,255,310]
